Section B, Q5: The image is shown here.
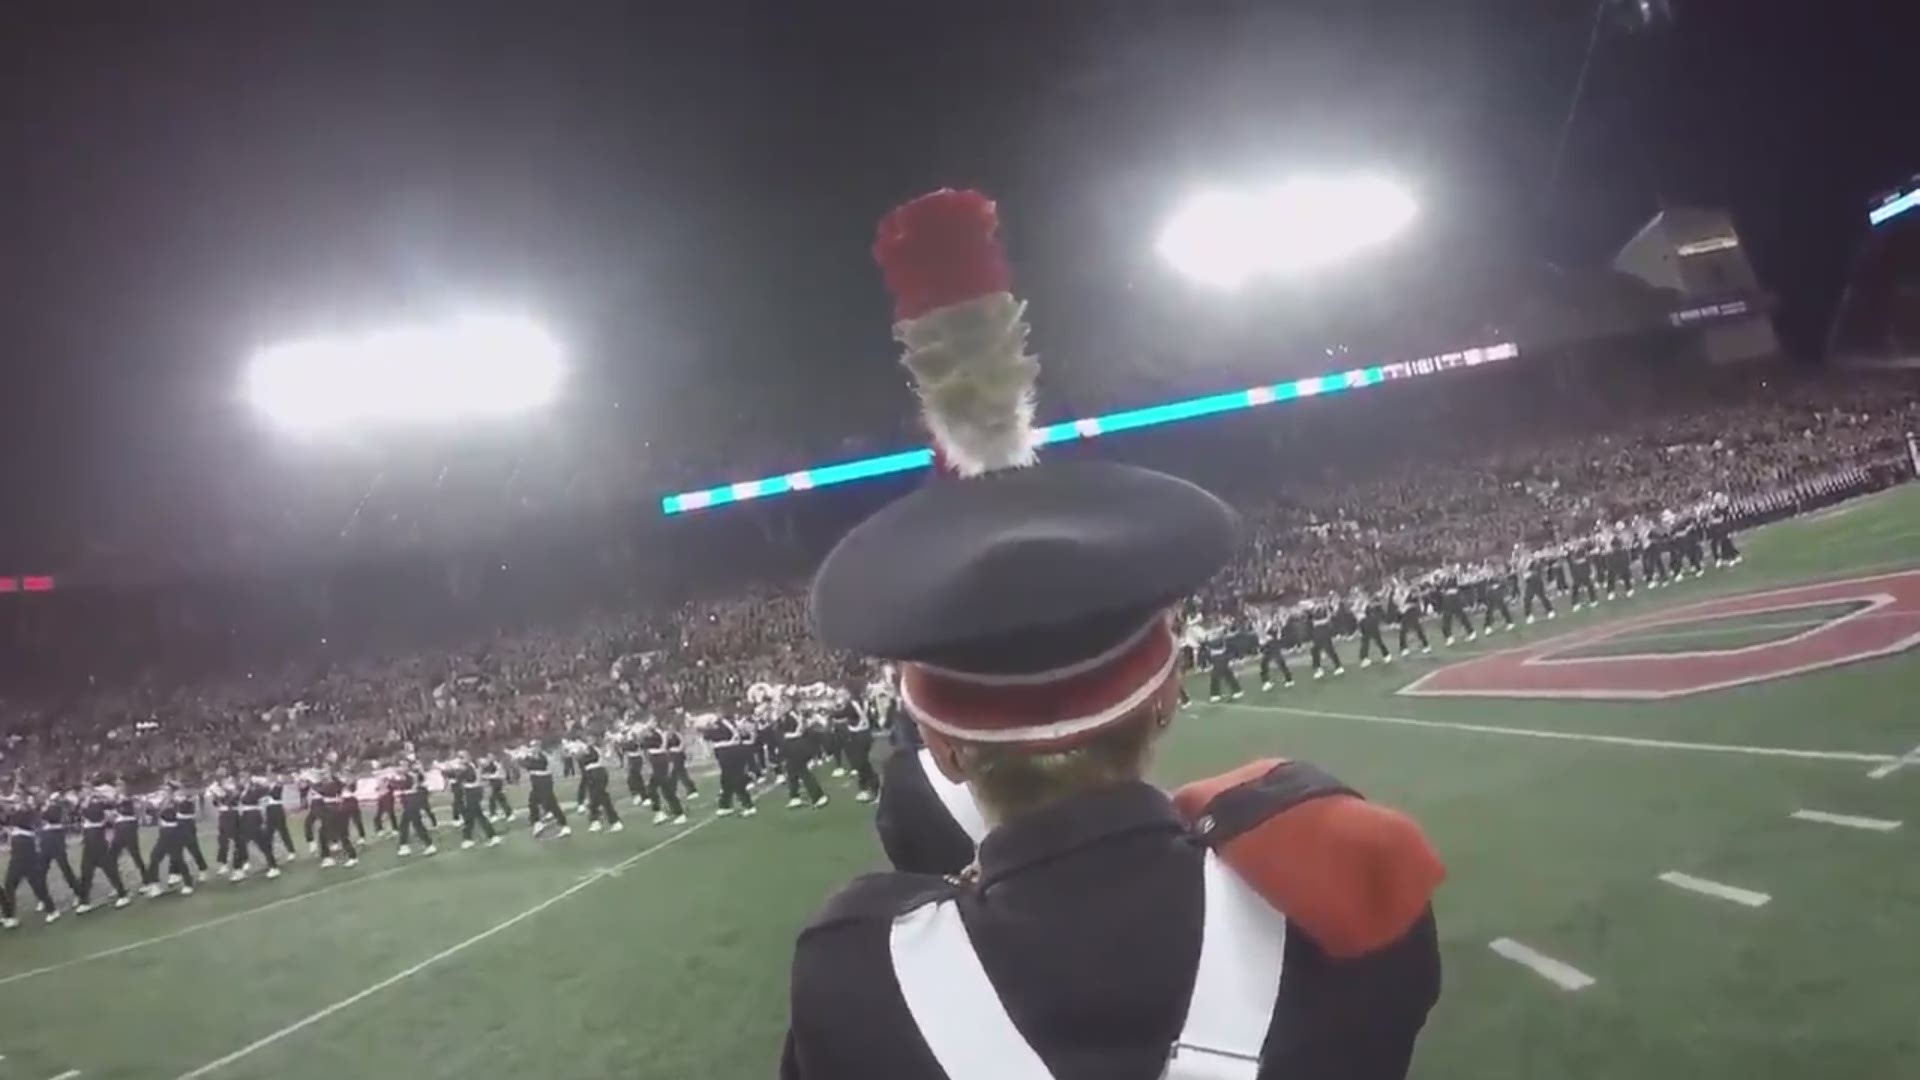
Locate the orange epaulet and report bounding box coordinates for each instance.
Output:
[1173,759,1444,959]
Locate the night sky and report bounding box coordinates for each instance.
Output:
[0,0,1911,570]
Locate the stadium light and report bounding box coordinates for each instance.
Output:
[1157,176,1418,288]
[245,313,565,434]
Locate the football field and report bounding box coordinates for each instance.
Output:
[3,488,1919,1080]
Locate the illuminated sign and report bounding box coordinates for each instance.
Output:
[659,342,1522,515]
[1870,186,1920,228]
[1676,236,1739,256]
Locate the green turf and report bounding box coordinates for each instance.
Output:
[3,487,1919,1080]
[1555,599,1872,658]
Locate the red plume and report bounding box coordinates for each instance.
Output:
[873,189,1012,322]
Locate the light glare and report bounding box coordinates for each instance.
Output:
[246,314,564,433]
[1158,176,1418,288]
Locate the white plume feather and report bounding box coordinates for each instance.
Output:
[895,292,1039,476]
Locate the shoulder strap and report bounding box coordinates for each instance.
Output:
[888,899,1056,1080]
[918,747,989,843]
[1166,851,1288,1080]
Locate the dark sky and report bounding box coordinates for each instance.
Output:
[0,0,1911,570]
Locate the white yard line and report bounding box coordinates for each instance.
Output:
[1790,809,1901,831]
[1658,871,1771,908]
[1221,702,1902,765]
[0,865,413,989]
[48,1070,83,1080]
[1488,938,1595,991]
[1867,744,1920,780]
[174,819,713,1080]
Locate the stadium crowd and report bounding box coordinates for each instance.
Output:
[2,363,1916,793]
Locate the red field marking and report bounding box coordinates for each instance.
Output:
[1400,570,1920,700]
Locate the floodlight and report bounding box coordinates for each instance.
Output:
[245,313,564,433]
[1157,176,1417,287]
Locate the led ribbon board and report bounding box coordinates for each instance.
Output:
[659,343,1520,515]
[1869,186,1920,228]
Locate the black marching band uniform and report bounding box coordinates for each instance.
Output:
[1257,612,1293,690]
[75,786,132,910]
[482,757,512,820]
[778,706,828,808]
[2,798,59,925]
[830,694,881,802]
[701,713,759,816]
[576,742,622,832]
[638,721,688,824]
[450,758,503,846]
[390,765,439,855]
[785,189,1444,1080]
[518,744,572,837]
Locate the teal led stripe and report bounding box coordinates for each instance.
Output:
[659,353,1470,515]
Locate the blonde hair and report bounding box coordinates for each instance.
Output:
[954,707,1160,821]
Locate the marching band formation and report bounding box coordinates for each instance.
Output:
[1189,498,1744,698]
[1,679,900,929]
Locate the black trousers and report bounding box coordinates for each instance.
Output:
[1482,595,1513,630]
[1260,642,1293,685]
[1569,571,1599,606]
[217,810,239,865]
[40,835,81,895]
[526,779,568,829]
[1522,578,1554,617]
[373,795,397,833]
[77,830,128,903]
[460,791,498,840]
[1356,620,1389,661]
[716,748,755,811]
[1712,529,1739,562]
[109,822,147,883]
[672,753,697,795]
[646,756,684,817]
[398,795,433,847]
[1641,546,1667,583]
[1398,612,1431,650]
[486,782,512,819]
[1683,535,1706,570]
[266,804,295,856]
[2,843,56,917]
[319,805,359,859]
[302,805,321,846]
[180,822,209,871]
[626,762,648,799]
[231,813,278,871]
[1310,634,1344,672]
[1439,604,1475,640]
[843,735,879,794]
[342,801,366,839]
[783,743,824,802]
[582,771,619,825]
[144,828,196,888]
[1208,661,1242,698]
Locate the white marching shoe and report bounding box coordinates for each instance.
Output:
[812,796,830,809]
[1384,653,1395,664]
[461,839,476,850]
[831,768,848,778]
[74,902,93,915]
[1360,658,1373,669]
[45,909,62,924]
[1,917,18,929]
[741,807,758,817]
[1548,610,1557,619]
[631,796,645,808]
[423,845,439,855]
[555,827,571,838]
[1231,690,1245,699]
[179,884,196,896]
[686,791,700,800]
[1421,645,1432,654]
[320,856,337,868]
[397,845,412,857]
[588,821,604,833]
[652,811,669,825]
[114,895,132,909]
[144,883,162,898]
[1261,682,1273,692]
[854,791,873,804]
[716,807,735,817]
[488,835,503,846]
[671,815,687,826]
[230,868,248,883]
[608,822,624,833]
[1526,615,1536,625]
[1334,667,1347,677]
[787,797,804,809]
[266,867,283,879]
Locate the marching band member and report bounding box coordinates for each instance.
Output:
[787,189,1443,1079]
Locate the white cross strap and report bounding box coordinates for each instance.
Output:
[918,748,989,844]
[887,850,1288,1080]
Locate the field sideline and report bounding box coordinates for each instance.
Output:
[3,486,1918,1080]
